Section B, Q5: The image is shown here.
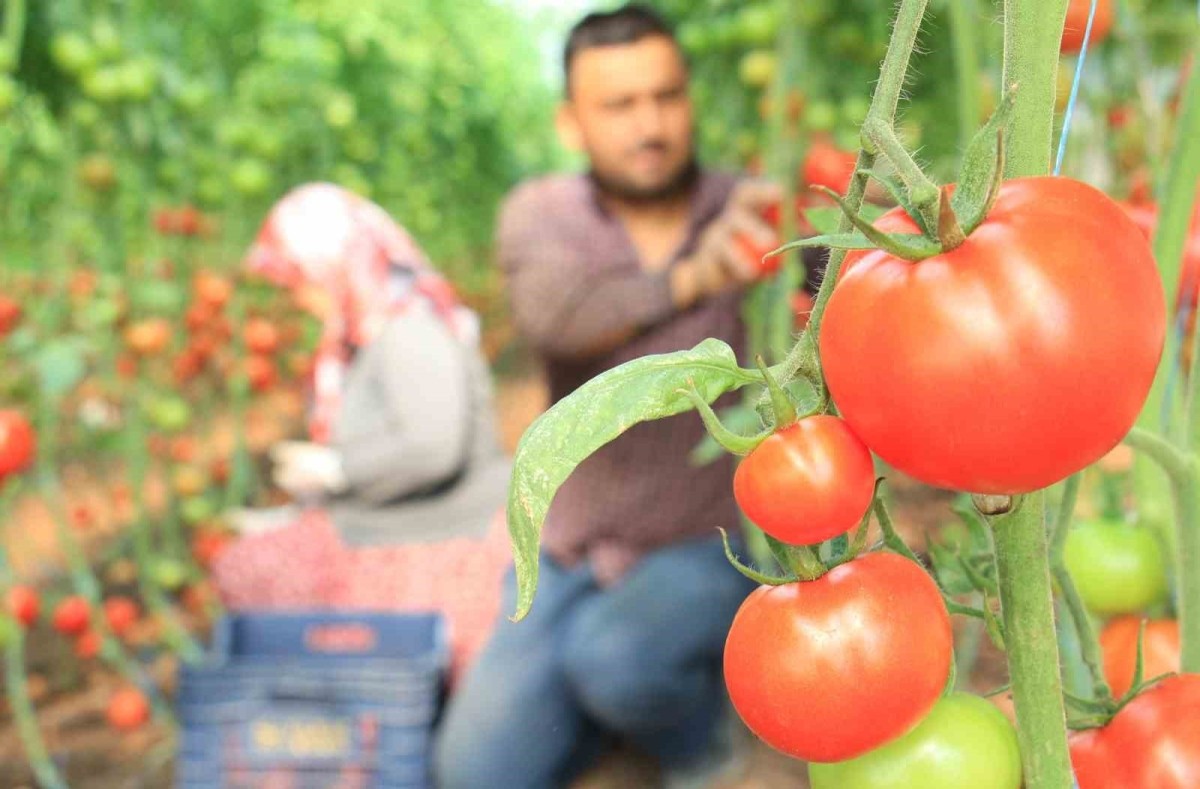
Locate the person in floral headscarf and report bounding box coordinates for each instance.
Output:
[212,183,512,679]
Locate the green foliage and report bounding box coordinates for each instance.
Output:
[1,0,559,283]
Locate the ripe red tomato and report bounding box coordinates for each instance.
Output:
[107,687,151,731]
[0,295,22,336]
[75,630,101,660]
[725,552,953,762]
[52,596,91,636]
[192,531,232,569]
[1100,617,1179,698]
[245,355,278,392]
[820,177,1165,494]
[734,415,875,545]
[193,270,232,309]
[0,410,36,481]
[103,597,139,638]
[1071,674,1200,788]
[803,140,858,194]
[7,585,40,627]
[1061,0,1114,54]
[124,318,172,356]
[244,317,281,355]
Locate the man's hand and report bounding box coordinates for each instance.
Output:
[671,180,783,309]
[270,441,348,501]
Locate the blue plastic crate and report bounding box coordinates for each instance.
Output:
[176,611,448,789]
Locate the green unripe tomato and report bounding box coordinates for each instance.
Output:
[231,158,271,197]
[1064,518,1169,616]
[809,694,1022,789]
[735,5,782,46]
[82,67,124,103]
[91,18,123,61]
[51,33,96,75]
[180,496,218,526]
[739,50,777,89]
[805,101,838,132]
[145,396,192,433]
[324,93,357,129]
[118,59,157,101]
[152,559,188,591]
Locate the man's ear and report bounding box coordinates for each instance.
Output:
[555,102,584,152]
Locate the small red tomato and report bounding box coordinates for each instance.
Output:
[0,295,22,336]
[245,355,278,392]
[107,687,151,731]
[192,531,232,569]
[6,585,40,627]
[1061,0,1114,54]
[70,505,93,530]
[124,318,172,356]
[75,630,101,660]
[193,270,232,309]
[0,410,36,481]
[52,596,91,636]
[243,318,281,355]
[103,597,140,638]
[734,415,875,545]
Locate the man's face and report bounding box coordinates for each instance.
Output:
[560,36,694,201]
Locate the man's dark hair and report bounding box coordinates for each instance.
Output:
[563,5,678,92]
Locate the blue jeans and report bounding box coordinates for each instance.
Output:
[433,535,756,789]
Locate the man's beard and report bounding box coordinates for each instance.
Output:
[590,156,700,204]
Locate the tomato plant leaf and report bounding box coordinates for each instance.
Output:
[506,339,759,621]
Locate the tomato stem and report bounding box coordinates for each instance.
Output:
[755,355,798,427]
[1000,0,1070,178]
[681,387,769,456]
[936,187,967,250]
[986,491,1074,789]
[1048,474,1117,707]
[1171,461,1200,671]
[776,0,931,394]
[859,117,941,232]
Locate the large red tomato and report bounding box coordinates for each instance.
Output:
[820,177,1164,494]
[1061,0,1114,54]
[1100,617,1179,698]
[734,415,875,545]
[1072,674,1200,788]
[724,552,953,763]
[0,410,36,481]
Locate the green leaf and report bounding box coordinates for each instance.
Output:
[507,339,758,621]
[34,339,89,398]
[952,87,1016,232]
[930,541,975,595]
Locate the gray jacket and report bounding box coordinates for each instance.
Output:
[326,304,511,546]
